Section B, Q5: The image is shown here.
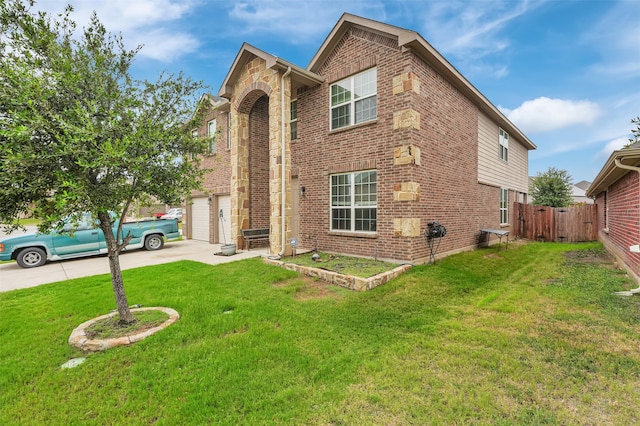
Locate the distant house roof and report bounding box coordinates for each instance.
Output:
[571,185,587,197]
[574,180,591,191]
[586,145,640,197]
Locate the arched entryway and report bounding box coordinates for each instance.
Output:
[220,46,322,257]
[246,94,270,232]
[230,76,291,255]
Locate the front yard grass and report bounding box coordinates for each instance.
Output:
[2,242,640,424]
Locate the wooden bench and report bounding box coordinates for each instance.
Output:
[241,228,269,250]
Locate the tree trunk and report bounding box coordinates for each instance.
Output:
[98,213,134,324]
[107,246,134,324]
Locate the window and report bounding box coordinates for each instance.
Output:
[330,67,377,130]
[290,99,298,140]
[330,170,377,232]
[499,128,509,161]
[207,119,217,154]
[500,188,509,225]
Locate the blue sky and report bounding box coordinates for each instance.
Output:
[38,0,640,183]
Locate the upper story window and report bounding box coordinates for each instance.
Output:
[499,128,509,162]
[500,188,509,225]
[330,170,377,232]
[207,119,217,154]
[290,99,298,140]
[330,67,377,131]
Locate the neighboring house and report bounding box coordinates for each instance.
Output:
[571,180,593,204]
[586,143,640,282]
[187,13,536,263]
[526,177,593,205]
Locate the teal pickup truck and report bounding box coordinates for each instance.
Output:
[0,213,181,268]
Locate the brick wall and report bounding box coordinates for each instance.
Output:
[596,171,640,280]
[190,105,232,242]
[193,108,232,196]
[292,27,498,263]
[249,95,270,229]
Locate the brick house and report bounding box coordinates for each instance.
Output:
[586,143,640,282]
[186,13,536,263]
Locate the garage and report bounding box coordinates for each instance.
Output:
[217,195,232,244]
[191,197,210,242]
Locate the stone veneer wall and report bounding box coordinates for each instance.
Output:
[229,57,292,254]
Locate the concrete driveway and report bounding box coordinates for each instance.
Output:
[0,239,266,292]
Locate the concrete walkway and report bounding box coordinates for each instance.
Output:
[0,240,268,292]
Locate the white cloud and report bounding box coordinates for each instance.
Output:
[503,97,603,134]
[129,30,200,62]
[599,137,630,157]
[33,0,199,61]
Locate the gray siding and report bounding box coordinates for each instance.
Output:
[478,111,529,193]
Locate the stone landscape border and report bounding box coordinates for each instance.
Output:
[69,307,179,352]
[263,258,412,291]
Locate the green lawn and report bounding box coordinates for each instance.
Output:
[2,242,640,424]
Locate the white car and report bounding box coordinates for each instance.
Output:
[160,208,183,222]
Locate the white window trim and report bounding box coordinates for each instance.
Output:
[329,67,377,131]
[330,170,377,233]
[207,119,217,154]
[499,128,509,162]
[500,188,509,225]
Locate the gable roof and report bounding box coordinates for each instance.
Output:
[308,13,536,151]
[574,180,592,191]
[218,43,323,99]
[586,145,640,197]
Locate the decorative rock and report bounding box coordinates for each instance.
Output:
[68,307,180,352]
[61,357,86,369]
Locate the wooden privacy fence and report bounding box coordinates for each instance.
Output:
[513,203,598,242]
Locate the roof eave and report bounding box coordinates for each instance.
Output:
[586,148,640,197]
[218,43,323,99]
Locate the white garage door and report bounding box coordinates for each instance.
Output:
[217,195,232,244]
[191,197,210,242]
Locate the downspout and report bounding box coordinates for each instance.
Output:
[613,158,640,295]
[277,66,292,258]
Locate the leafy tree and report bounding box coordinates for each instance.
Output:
[529,167,573,207]
[629,116,640,146]
[0,1,211,323]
